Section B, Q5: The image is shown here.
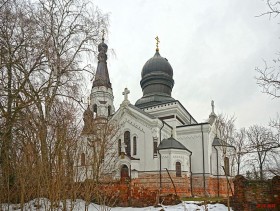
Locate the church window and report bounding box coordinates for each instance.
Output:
[224,157,230,176]
[176,162,181,177]
[81,153,85,166]
[153,139,158,157]
[118,139,121,156]
[93,104,97,118]
[108,105,111,116]
[124,131,131,156]
[133,136,137,155]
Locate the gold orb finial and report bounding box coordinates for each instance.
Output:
[155,36,160,52]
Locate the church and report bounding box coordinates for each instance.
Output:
[75,36,235,197]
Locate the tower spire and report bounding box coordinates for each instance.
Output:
[90,34,115,118]
[92,33,111,89]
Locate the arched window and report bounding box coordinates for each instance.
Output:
[176,162,181,177]
[93,104,97,118]
[224,157,230,176]
[81,153,85,166]
[153,138,158,157]
[108,105,111,116]
[124,131,131,156]
[133,136,137,156]
[118,139,122,156]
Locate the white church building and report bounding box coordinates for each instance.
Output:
[75,37,235,197]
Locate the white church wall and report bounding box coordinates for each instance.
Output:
[160,149,190,174]
[176,124,211,175]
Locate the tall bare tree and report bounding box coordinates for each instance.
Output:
[0,0,108,204]
[232,128,247,175]
[246,125,279,180]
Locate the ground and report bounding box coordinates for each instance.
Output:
[1,198,233,210]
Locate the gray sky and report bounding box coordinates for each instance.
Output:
[92,0,280,129]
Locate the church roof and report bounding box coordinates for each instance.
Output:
[158,137,188,151]
[212,136,235,148]
[128,104,156,119]
[141,51,173,78]
[92,38,112,89]
[135,96,176,108]
[135,48,175,108]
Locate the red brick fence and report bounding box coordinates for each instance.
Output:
[231,175,280,211]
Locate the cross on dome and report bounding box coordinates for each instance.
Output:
[155,36,160,52]
[122,87,130,101]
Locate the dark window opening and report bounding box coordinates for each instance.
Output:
[108,105,111,116]
[118,139,122,156]
[224,157,230,176]
[81,153,85,166]
[93,104,97,118]
[124,131,131,156]
[133,136,137,155]
[176,162,181,177]
[153,141,157,157]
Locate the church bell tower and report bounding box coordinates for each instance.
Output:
[90,33,115,118]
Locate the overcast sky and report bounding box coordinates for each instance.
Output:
[91,0,280,129]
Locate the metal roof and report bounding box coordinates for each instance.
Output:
[158,137,188,151]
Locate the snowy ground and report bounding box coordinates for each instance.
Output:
[1,198,233,211]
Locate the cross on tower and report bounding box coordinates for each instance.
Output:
[102,29,105,41]
[155,36,160,51]
[122,87,130,101]
[211,100,215,113]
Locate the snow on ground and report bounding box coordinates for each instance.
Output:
[1,198,233,211]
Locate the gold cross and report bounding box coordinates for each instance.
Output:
[102,29,105,41]
[155,36,160,51]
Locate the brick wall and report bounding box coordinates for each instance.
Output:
[231,175,280,211]
[78,173,234,207]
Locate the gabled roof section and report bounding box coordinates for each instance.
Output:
[128,104,156,119]
[110,102,158,127]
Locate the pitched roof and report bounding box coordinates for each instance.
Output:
[158,137,188,151]
[128,104,156,119]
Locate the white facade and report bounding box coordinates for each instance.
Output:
[75,40,235,194]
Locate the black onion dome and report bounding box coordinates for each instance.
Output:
[141,51,173,78]
[135,51,175,108]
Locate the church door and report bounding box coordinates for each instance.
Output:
[120,165,129,179]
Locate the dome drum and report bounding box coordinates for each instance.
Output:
[141,76,174,97]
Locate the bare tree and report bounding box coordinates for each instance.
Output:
[214,114,236,164]
[246,125,279,180]
[0,0,108,204]
[256,60,280,98]
[232,128,247,175]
